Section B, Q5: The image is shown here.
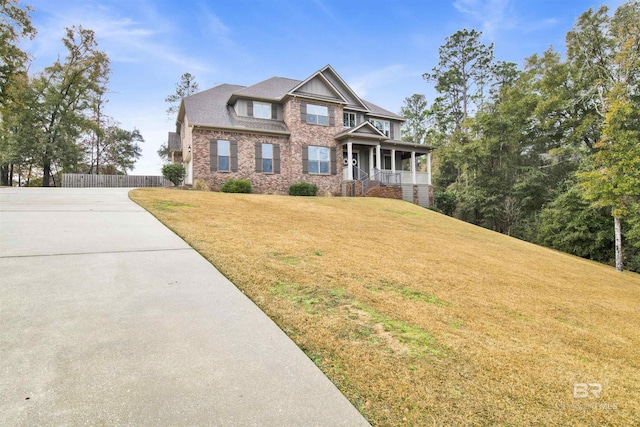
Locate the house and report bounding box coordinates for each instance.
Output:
[167,65,434,206]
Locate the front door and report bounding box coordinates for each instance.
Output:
[343,151,360,180]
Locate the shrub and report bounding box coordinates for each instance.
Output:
[434,190,458,216]
[161,163,186,186]
[289,181,318,196]
[192,179,211,191]
[221,179,252,193]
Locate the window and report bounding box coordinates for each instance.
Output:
[308,146,330,174]
[307,104,329,125]
[254,102,272,119]
[370,119,390,137]
[343,112,356,128]
[262,143,273,173]
[218,140,230,171]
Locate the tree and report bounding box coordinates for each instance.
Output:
[400,94,429,144]
[165,72,199,118]
[574,1,640,271]
[157,142,169,163]
[162,163,185,186]
[423,29,494,133]
[30,26,110,186]
[0,0,36,185]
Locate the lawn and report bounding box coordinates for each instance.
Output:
[130,188,640,426]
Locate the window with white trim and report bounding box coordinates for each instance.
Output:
[218,140,230,171]
[262,143,273,173]
[307,104,329,126]
[343,112,356,128]
[369,119,390,137]
[254,102,272,119]
[308,146,330,174]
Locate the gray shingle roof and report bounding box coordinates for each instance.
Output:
[168,132,180,151]
[232,77,300,100]
[183,84,245,128]
[182,83,290,133]
[180,71,403,133]
[362,100,402,120]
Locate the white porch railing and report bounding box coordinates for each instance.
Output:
[343,168,431,185]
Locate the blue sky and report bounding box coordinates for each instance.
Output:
[20,0,623,175]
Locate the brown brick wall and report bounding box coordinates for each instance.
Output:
[191,129,290,193]
[366,185,403,200]
[283,98,344,195]
[190,98,346,195]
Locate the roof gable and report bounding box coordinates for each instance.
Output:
[335,121,387,140]
[318,65,369,111]
[289,71,347,104]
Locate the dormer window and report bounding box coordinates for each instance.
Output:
[253,101,272,119]
[369,119,390,137]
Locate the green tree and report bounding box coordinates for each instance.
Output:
[30,26,110,186]
[575,1,640,271]
[400,94,429,144]
[423,29,494,133]
[165,72,199,118]
[0,0,35,185]
[162,163,185,186]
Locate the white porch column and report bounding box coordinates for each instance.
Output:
[411,151,417,185]
[375,144,381,170]
[347,141,353,181]
[391,149,396,173]
[369,147,374,177]
[426,151,432,185]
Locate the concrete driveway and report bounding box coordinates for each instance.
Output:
[0,187,369,426]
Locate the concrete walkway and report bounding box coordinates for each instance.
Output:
[0,188,369,426]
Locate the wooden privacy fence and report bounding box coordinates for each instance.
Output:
[62,173,171,188]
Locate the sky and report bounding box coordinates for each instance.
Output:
[19,0,624,175]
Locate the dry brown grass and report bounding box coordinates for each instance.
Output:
[130,188,640,426]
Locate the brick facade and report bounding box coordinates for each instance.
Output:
[366,185,403,200]
[191,129,290,193]
[191,98,346,195]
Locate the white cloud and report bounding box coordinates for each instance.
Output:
[453,0,513,37]
[347,64,411,99]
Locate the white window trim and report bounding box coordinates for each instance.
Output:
[218,140,231,172]
[308,146,330,175]
[262,143,273,174]
[254,102,272,119]
[343,111,356,128]
[369,118,390,137]
[307,104,329,126]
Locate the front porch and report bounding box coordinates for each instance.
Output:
[339,145,433,207]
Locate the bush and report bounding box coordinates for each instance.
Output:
[161,163,186,186]
[220,179,252,193]
[192,179,211,191]
[289,181,318,196]
[434,190,458,216]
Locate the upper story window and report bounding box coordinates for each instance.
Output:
[218,140,231,171]
[369,119,390,137]
[344,112,356,128]
[307,104,329,126]
[308,146,330,174]
[253,102,272,119]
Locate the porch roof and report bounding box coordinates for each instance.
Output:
[336,138,435,154]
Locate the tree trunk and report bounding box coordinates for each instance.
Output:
[9,164,14,186]
[614,216,623,272]
[0,165,8,186]
[43,160,51,187]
